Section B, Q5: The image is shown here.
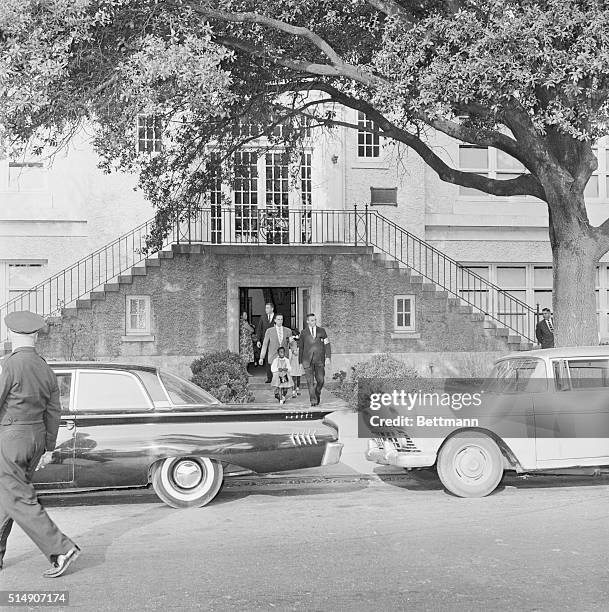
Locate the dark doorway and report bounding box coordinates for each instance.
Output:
[239,287,298,333]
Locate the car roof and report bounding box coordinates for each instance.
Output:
[48,361,159,373]
[498,346,609,361]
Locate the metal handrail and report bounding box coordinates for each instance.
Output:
[0,206,538,343]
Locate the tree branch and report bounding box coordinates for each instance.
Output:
[365,0,411,20]
[311,83,546,199]
[186,7,386,87]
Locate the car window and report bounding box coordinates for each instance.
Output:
[566,359,609,389]
[159,371,220,406]
[485,358,548,393]
[135,370,172,408]
[55,373,72,412]
[75,370,152,412]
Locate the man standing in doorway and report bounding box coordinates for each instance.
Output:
[255,302,276,383]
[0,311,80,577]
[298,313,331,406]
[535,307,555,348]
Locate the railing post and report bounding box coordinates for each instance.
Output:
[364,204,369,247]
[175,206,180,245]
[354,205,358,247]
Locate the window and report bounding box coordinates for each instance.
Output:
[75,370,152,411]
[370,187,398,206]
[461,266,490,311]
[486,358,547,393]
[300,152,312,243]
[233,151,259,242]
[208,152,223,244]
[265,152,290,244]
[458,146,489,196]
[55,372,73,412]
[357,112,379,158]
[567,359,609,389]
[126,295,151,335]
[137,115,162,153]
[7,262,47,313]
[8,161,46,192]
[394,295,415,331]
[159,371,220,406]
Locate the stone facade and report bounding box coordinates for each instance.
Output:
[37,246,516,377]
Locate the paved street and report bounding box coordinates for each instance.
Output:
[2,472,609,611]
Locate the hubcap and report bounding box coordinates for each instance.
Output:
[173,460,203,489]
[455,445,489,481]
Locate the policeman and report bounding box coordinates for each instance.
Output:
[0,311,80,577]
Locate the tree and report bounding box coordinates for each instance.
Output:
[2,0,609,345]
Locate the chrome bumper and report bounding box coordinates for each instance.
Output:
[365,439,436,468]
[321,441,344,466]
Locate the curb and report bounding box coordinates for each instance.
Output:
[224,472,409,488]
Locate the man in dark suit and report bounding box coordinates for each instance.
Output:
[298,313,331,406]
[255,302,276,383]
[535,307,555,348]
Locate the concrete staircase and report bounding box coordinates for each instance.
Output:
[1,241,532,356]
[370,252,533,352]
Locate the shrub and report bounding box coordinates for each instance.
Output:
[333,353,429,411]
[190,350,254,403]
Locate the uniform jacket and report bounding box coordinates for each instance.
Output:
[298,326,331,366]
[260,325,293,361]
[0,347,61,451]
[535,319,555,349]
[255,312,276,344]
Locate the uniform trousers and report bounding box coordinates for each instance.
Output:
[0,424,73,563]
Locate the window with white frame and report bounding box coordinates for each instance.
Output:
[458,144,608,200]
[459,263,609,339]
[7,161,46,192]
[394,295,415,331]
[126,295,151,335]
[357,111,379,158]
[137,115,162,153]
[6,262,47,313]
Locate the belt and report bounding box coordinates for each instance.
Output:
[0,417,44,425]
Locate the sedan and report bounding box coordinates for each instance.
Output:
[33,363,343,508]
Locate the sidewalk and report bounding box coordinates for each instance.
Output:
[244,380,406,483]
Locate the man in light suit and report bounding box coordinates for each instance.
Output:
[298,313,331,407]
[259,314,292,371]
[535,307,555,349]
[255,303,276,383]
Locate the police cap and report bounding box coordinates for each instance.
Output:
[4,311,46,334]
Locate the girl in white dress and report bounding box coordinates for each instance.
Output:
[271,346,293,405]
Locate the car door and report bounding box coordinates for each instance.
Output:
[71,368,154,488]
[32,370,76,486]
[534,358,609,464]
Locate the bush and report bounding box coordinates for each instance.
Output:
[190,350,254,404]
[333,353,429,411]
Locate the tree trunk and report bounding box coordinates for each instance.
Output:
[548,197,600,347]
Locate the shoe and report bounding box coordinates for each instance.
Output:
[265,379,272,384]
[292,391,297,398]
[43,545,80,578]
[296,388,301,396]
[310,402,318,407]
[280,398,285,405]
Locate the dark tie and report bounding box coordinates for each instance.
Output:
[547,319,554,333]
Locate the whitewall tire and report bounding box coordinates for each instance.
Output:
[151,457,224,508]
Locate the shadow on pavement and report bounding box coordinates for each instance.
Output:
[39,478,370,509]
[376,467,609,495]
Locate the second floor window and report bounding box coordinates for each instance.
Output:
[137,115,162,153]
[357,112,379,158]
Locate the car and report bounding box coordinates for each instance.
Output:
[32,362,343,508]
[364,346,609,498]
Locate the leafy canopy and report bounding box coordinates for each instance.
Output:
[3,0,609,246]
